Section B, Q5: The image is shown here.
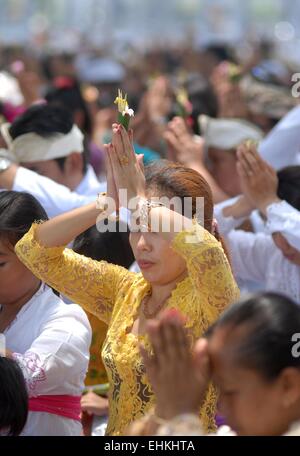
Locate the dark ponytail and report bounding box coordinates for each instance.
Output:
[207,292,300,380]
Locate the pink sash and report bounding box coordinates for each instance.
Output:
[29,395,81,422]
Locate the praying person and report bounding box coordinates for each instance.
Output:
[0,104,106,218]
[14,124,239,435]
[0,191,91,436]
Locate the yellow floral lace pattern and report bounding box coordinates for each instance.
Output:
[85,313,108,386]
[15,223,239,436]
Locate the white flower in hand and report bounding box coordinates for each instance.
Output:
[114,89,135,130]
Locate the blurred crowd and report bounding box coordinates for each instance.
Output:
[1,34,300,438]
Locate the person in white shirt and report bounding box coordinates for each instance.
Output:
[164,115,264,204]
[0,191,91,436]
[0,104,106,218]
[214,143,300,303]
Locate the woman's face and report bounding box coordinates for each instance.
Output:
[272,233,300,266]
[0,238,40,306]
[129,231,187,285]
[208,327,300,436]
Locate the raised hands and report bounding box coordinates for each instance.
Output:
[140,309,211,421]
[164,116,229,203]
[132,76,173,153]
[237,142,280,214]
[144,76,173,123]
[211,61,248,119]
[164,116,204,166]
[104,124,146,208]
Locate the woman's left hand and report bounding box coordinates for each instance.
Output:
[110,124,146,207]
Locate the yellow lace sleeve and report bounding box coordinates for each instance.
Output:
[172,223,240,321]
[15,223,131,324]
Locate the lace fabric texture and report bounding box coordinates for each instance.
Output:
[84,313,109,386]
[15,223,239,436]
[12,351,47,394]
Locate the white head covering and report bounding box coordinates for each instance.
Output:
[258,105,300,170]
[0,123,84,163]
[266,200,300,251]
[199,115,264,150]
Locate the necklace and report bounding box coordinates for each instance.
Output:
[142,291,172,319]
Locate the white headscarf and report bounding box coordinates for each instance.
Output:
[266,200,300,251]
[198,115,264,150]
[0,123,84,163]
[258,105,300,170]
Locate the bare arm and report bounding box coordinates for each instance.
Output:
[33,138,119,247]
[0,163,18,190]
[35,202,103,247]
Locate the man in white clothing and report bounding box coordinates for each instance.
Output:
[259,104,300,170]
[214,144,300,303]
[0,191,92,436]
[0,104,106,218]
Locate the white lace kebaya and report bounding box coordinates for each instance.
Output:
[265,200,300,251]
[214,199,300,304]
[2,283,91,436]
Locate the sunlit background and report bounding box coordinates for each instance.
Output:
[0,0,299,63]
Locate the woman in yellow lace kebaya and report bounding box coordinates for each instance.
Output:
[15,124,240,436]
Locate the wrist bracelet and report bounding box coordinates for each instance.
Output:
[136,197,165,231]
[96,192,108,213]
